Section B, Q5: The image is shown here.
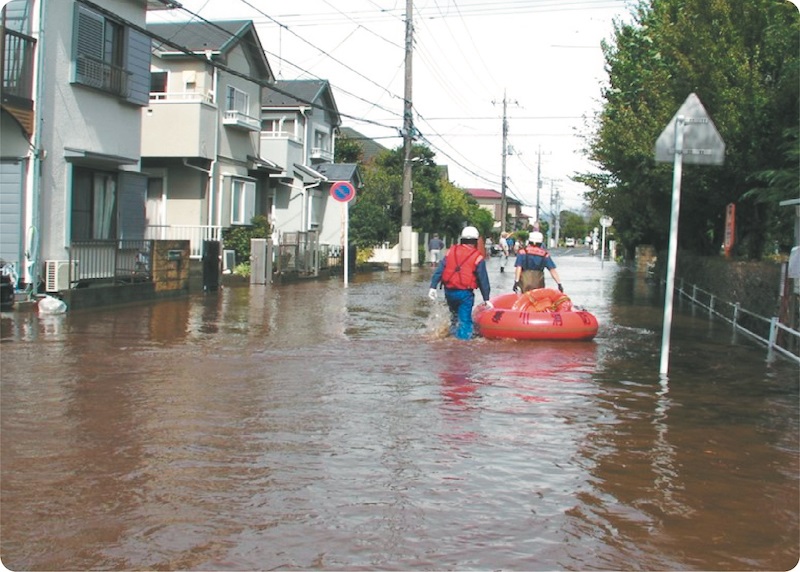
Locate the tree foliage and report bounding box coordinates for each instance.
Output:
[348,143,491,248]
[575,0,798,259]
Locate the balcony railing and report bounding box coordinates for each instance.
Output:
[310,147,334,162]
[144,225,222,259]
[1,27,35,100]
[75,54,131,97]
[149,90,214,103]
[223,109,261,131]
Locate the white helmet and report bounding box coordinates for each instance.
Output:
[530,231,544,244]
[460,226,480,240]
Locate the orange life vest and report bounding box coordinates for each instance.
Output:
[511,288,573,313]
[522,245,549,258]
[441,244,482,290]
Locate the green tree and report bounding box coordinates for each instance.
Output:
[221,215,271,265]
[576,0,798,259]
[559,211,587,240]
[334,134,364,164]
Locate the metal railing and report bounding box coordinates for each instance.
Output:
[1,27,35,100]
[74,54,130,97]
[144,225,222,259]
[69,240,153,285]
[676,279,799,363]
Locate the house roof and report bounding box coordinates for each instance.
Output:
[261,79,341,127]
[465,188,522,205]
[148,20,273,80]
[337,127,389,164]
[315,163,363,187]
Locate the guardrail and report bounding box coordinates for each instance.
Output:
[676,279,799,363]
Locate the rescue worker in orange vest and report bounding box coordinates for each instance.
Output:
[428,226,493,340]
[513,231,564,293]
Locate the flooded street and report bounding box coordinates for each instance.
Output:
[1,252,798,571]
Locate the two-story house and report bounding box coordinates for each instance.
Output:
[142,19,282,260]
[261,79,361,248]
[465,188,528,233]
[0,0,176,295]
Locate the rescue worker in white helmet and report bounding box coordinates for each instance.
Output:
[513,231,564,293]
[428,226,493,340]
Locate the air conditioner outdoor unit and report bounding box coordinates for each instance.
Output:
[45,260,77,292]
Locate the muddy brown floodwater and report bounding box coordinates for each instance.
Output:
[1,252,798,571]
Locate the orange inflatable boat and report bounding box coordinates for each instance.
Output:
[473,288,598,341]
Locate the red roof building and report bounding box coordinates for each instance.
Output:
[464,188,528,233]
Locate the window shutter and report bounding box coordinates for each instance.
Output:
[118,172,147,240]
[73,4,104,86]
[125,28,151,106]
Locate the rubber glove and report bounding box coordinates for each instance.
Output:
[558,283,564,293]
[483,300,494,309]
[428,288,437,301]
[513,281,521,293]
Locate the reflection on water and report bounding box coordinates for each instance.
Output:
[1,255,797,571]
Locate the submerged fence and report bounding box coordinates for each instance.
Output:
[675,279,799,364]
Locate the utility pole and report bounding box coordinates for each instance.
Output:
[400,0,414,272]
[500,91,508,233]
[493,91,516,233]
[549,180,556,247]
[500,95,508,232]
[554,189,561,245]
[536,145,542,227]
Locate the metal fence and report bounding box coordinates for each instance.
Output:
[69,240,153,285]
[676,279,800,364]
[275,232,343,274]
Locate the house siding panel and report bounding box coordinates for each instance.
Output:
[0,160,25,267]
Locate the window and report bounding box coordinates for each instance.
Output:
[150,71,167,95]
[71,167,117,241]
[73,4,127,96]
[230,179,256,225]
[226,85,249,114]
[262,118,297,138]
[314,130,329,152]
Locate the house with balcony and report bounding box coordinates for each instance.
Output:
[465,188,528,233]
[141,19,282,263]
[261,79,360,249]
[0,0,177,298]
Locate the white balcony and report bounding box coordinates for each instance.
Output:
[223,109,261,132]
[310,146,334,162]
[143,93,217,159]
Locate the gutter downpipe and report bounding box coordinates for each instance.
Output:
[25,0,47,296]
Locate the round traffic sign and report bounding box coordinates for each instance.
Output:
[330,181,356,203]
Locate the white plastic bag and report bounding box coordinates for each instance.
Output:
[38,295,67,314]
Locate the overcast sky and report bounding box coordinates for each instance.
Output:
[151,1,637,219]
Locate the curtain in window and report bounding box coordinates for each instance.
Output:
[93,173,115,239]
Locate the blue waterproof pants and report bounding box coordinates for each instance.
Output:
[444,289,476,340]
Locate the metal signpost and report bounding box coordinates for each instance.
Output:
[654,93,725,376]
[600,215,613,267]
[330,181,356,287]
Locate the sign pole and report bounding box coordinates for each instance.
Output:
[654,93,725,377]
[344,202,349,288]
[330,181,356,288]
[659,115,685,376]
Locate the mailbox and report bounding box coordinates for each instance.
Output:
[167,250,182,261]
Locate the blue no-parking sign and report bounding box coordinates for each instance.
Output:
[330,181,356,203]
